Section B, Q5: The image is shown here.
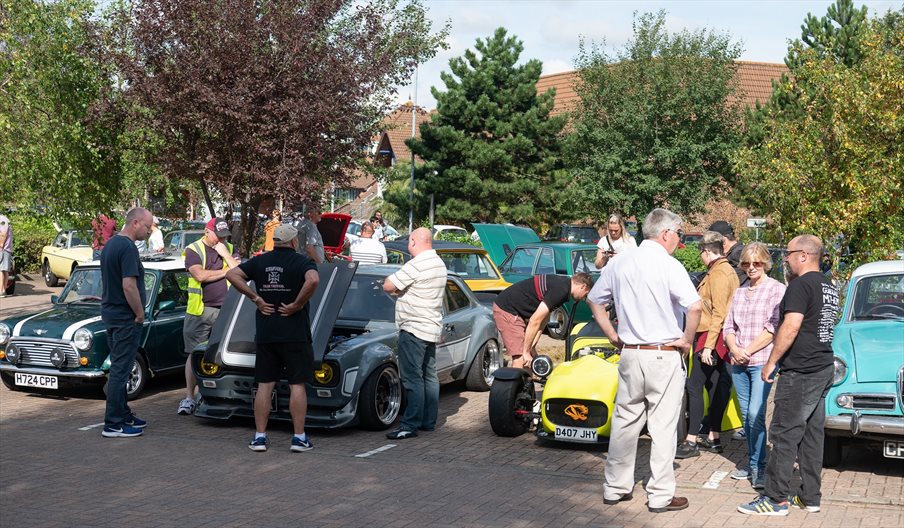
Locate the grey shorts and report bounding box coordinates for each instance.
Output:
[183,306,220,355]
[0,251,10,273]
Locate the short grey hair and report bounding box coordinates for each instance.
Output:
[700,231,725,256]
[642,208,682,239]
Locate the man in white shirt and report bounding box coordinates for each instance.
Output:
[350,222,387,264]
[382,228,447,439]
[148,216,165,253]
[587,208,702,514]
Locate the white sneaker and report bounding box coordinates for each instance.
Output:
[177,398,196,415]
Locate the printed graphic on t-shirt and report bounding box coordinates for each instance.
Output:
[818,282,839,343]
[262,266,291,293]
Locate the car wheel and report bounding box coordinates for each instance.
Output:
[0,372,23,392]
[102,355,149,401]
[823,435,843,468]
[466,339,502,392]
[358,364,403,431]
[547,306,568,340]
[43,260,59,287]
[488,377,533,437]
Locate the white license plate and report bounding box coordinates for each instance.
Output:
[883,440,904,459]
[252,388,277,412]
[555,425,597,443]
[14,373,58,389]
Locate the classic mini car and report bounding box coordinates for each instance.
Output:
[0,256,189,399]
[432,224,469,240]
[824,260,904,467]
[489,304,742,444]
[383,240,510,296]
[41,229,93,286]
[162,229,205,254]
[192,262,502,430]
[473,223,599,339]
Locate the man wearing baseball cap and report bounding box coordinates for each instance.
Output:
[709,220,747,286]
[226,224,320,452]
[178,217,240,415]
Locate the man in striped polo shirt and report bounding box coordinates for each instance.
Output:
[382,228,447,439]
[349,221,387,264]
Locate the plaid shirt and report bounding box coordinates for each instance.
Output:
[723,277,786,366]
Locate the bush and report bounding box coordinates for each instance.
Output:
[673,244,704,273]
[435,231,482,248]
[8,212,57,273]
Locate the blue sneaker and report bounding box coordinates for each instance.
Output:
[101,425,143,438]
[738,495,789,516]
[125,415,147,429]
[290,436,314,452]
[248,436,269,452]
[790,495,820,513]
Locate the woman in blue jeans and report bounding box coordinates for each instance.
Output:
[723,242,786,489]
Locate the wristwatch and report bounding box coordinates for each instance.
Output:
[250,295,259,303]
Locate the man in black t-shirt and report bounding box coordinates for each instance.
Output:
[100,207,153,438]
[226,224,319,453]
[493,273,594,369]
[738,234,839,517]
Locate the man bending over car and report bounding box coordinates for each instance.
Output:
[492,273,593,369]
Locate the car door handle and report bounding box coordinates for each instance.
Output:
[444,324,455,332]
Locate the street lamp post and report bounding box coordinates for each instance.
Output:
[408,66,417,234]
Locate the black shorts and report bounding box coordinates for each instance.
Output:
[254,341,314,385]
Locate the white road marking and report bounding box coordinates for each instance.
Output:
[78,423,105,431]
[354,444,397,458]
[702,470,730,489]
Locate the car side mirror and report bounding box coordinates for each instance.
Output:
[157,300,176,312]
[50,295,59,304]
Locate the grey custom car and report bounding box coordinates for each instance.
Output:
[192,262,503,430]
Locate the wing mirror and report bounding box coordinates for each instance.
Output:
[50,295,59,304]
[155,300,176,316]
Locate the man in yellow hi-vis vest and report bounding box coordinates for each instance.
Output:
[178,217,239,415]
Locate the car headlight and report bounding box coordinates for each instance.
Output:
[314,362,334,385]
[0,323,10,345]
[531,355,554,378]
[833,356,847,385]
[835,394,853,409]
[73,328,93,351]
[5,344,20,364]
[199,359,220,376]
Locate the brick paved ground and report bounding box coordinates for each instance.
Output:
[1,280,902,527]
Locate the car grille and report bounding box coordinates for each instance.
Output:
[10,339,80,368]
[544,398,608,428]
[850,394,898,411]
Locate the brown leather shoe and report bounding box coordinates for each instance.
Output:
[649,496,689,513]
[603,492,633,505]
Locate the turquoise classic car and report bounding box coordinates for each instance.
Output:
[472,223,599,340]
[824,260,904,466]
[0,257,189,399]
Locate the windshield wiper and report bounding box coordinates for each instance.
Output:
[854,313,904,321]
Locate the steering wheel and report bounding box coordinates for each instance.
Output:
[864,304,904,317]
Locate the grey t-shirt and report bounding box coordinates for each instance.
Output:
[295,218,324,263]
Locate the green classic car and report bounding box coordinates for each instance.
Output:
[0,256,189,399]
[472,223,599,339]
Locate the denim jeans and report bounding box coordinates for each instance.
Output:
[397,330,439,431]
[103,322,141,428]
[764,365,834,505]
[731,364,772,473]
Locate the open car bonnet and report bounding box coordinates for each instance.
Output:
[319,213,352,255]
[471,223,540,267]
[204,261,358,367]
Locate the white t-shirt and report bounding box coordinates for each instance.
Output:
[388,249,447,342]
[350,237,387,264]
[148,229,164,252]
[597,234,638,254]
[588,240,699,345]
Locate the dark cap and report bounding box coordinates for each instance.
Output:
[708,220,734,237]
[205,217,232,237]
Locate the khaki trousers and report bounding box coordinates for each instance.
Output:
[603,348,685,509]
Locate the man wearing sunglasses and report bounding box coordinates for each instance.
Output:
[738,234,839,516]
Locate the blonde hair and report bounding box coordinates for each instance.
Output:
[607,213,631,241]
[741,242,773,272]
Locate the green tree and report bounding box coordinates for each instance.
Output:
[734,12,904,277]
[565,11,744,222]
[407,28,567,227]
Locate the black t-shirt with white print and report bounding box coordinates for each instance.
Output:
[777,271,839,373]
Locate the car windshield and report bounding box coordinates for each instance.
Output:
[850,273,904,321]
[337,276,397,322]
[58,269,156,306]
[565,227,599,243]
[439,252,500,280]
[571,249,600,273]
[69,232,90,246]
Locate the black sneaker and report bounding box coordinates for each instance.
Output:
[386,427,418,440]
[697,437,723,453]
[675,441,700,459]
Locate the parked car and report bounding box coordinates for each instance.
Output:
[681,232,704,245]
[162,229,205,255]
[41,230,93,286]
[192,262,503,430]
[345,219,400,244]
[543,224,599,245]
[383,240,510,298]
[432,224,469,240]
[488,304,742,443]
[823,260,904,466]
[0,256,189,399]
[474,223,599,339]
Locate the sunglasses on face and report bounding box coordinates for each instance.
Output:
[668,227,683,238]
[741,261,764,268]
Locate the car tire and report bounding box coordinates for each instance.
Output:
[0,372,23,392]
[547,306,568,340]
[43,260,59,287]
[488,377,533,437]
[102,354,149,401]
[823,435,843,468]
[358,364,403,431]
[465,339,502,392]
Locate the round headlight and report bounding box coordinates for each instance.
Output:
[832,356,847,385]
[50,348,66,367]
[0,323,10,345]
[200,360,220,376]
[73,328,93,351]
[531,355,554,378]
[836,394,853,408]
[5,344,19,364]
[314,363,334,385]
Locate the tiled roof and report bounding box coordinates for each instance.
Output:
[376,102,431,162]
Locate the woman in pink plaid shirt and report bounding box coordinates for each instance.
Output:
[723,242,786,489]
